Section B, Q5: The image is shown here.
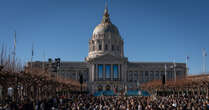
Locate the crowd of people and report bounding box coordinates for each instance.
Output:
[1,93,209,110]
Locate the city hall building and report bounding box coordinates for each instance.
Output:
[28,6,187,93]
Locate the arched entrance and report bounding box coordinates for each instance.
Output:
[97,85,103,91]
[105,85,111,91]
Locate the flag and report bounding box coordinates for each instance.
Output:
[186,56,190,60]
[32,43,34,57]
[174,62,176,67]
[14,31,16,50]
[165,64,167,78]
[203,48,207,56]
[12,31,16,56]
[165,64,167,70]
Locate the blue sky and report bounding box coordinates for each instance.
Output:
[0,0,209,75]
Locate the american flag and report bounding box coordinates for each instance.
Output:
[14,31,16,50]
[202,48,207,56]
[32,43,34,57]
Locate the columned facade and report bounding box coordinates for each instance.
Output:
[92,64,122,81]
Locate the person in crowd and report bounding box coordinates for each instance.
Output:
[0,92,209,110]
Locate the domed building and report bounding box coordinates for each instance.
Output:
[27,4,187,94]
[86,7,124,59]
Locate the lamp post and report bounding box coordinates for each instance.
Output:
[0,65,3,71]
[79,74,83,93]
[55,58,61,81]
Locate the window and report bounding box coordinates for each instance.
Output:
[161,71,164,80]
[140,71,143,82]
[134,71,138,81]
[98,64,103,79]
[112,45,115,51]
[145,71,148,76]
[99,45,102,50]
[145,71,149,81]
[117,46,120,51]
[105,65,111,79]
[97,40,101,43]
[156,71,159,80]
[113,64,118,79]
[161,71,164,77]
[150,71,154,80]
[105,44,108,50]
[129,71,133,82]
[93,46,95,51]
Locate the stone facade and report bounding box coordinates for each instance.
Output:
[27,6,187,94]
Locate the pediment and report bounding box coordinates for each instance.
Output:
[92,54,124,62]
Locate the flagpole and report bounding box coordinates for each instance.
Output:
[13,31,16,72]
[42,51,45,71]
[186,56,189,75]
[165,64,167,82]
[173,59,176,82]
[31,43,34,73]
[202,48,206,74]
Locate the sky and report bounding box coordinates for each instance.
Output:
[0,0,209,75]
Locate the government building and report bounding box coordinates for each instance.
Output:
[26,6,187,93]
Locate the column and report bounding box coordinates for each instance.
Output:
[95,64,98,81]
[90,64,93,82]
[103,64,105,80]
[153,71,155,80]
[102,40,105,51]
[143,71,145,83]
[111,64,113,80]
[76,71,78,80]
[158,71,160,80]
[171,71,174,81]
[132,71,134,82]
[126,70,129,82]
[118,64,121,80]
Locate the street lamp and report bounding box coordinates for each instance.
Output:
[55,58,61,80]
[0,65,3,71]
[8,87,13,98]
[79,74,83,93]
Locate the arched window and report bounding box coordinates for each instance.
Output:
[99,45,102,50]
[98,85,103,91]
[106,85,111,91]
